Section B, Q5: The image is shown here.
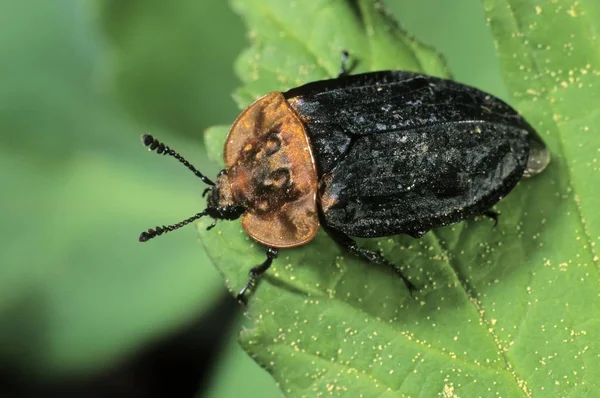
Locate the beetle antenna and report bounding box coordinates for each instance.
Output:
[139,210,209,242]
[141,134,215,186]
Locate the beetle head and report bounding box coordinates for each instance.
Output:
[205,170,245,220]
[137,134,242,242]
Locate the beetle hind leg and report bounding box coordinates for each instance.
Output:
[483,210,499,227]
[337,50,360,77]
[338,50,350,77]
[350,243,417,294]
[236,247,279,304]
[323,226,416,294]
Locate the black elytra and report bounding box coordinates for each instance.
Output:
[138,52,549,303]
[286,70,535,238]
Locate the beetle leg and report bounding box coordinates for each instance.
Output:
[483,210,499,227]
[237,247,279,304]
[338,50,350,77]
[323,226,416,294]
[206,219,217,231]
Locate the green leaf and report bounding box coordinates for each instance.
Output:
[478,0,600,395]
[205,125,230,168]
[229,0,448,106]
[201,0,600,396]
[387,0,508,98]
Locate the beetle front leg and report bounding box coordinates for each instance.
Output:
[323,226,416,294]
[236,247,279,304]
[206,219,217,230]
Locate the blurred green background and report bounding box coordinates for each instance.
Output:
[0,0,505,396]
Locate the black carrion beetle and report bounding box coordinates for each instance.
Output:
[139,54,550,302]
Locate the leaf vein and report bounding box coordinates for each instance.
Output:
[430,230,531,398]
[264,275,518,379]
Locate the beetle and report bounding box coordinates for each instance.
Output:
[139,53,549,302]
